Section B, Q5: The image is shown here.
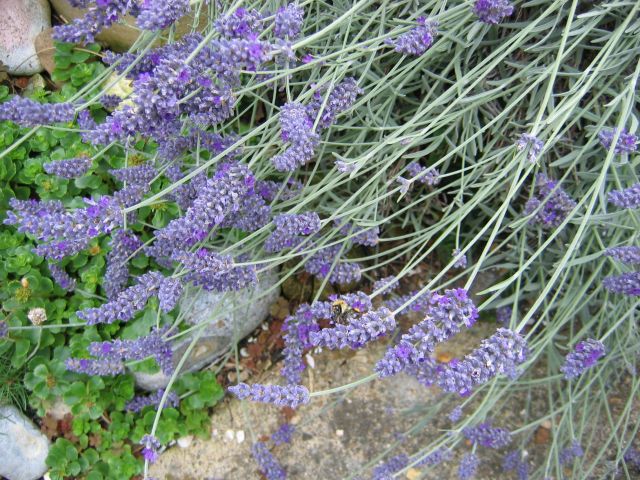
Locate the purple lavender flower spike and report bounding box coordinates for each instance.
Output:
[559,440,584,465]
[448,406,463,422]
[307,77,363,130]
[77,271,166,324]
[309,307,396,350]
[376,289,478,378]
[48,263,77,291]
[251,442,287,480]
[158,277,183,312]
[334,220,379,246]
[53,0,131,43]
[104,229,142,299]
[271,423,295,446]
[228,383,310,409]
[623,448,640,470]
[0,321,9,339]
[126,388,180,413]
[140,434,161,463]
[215,8,263,39]
[173,248,234,279]
[416,448,453,467]
[524,174,576,229]
[561,339,605,380]
[458,453,480,480]
[516,133,544,162]
[436,328,528,396]
[503,450,529,480]
[452,248,468,268]
[407,162,441,186]
[372,454,409,480]
[496,306,513,326]
[275,3,305,39]
[109,164,157,186]
[463,422,512,449]
[598,128,637,155]
[473,0,514,24]
[43,157,92,179]
[264,212,321,252]
[604,246,640,265]
[0,96,75,127]
[372,276,399,295]
[65,357,125,376]
[272,102,319,171]
[136,0,189,30]
[386,17,438,56]
[608,183,640,209]
[602,272,640,296]
[304,243,362,284]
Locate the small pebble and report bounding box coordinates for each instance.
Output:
[236,430,245,443]
[177,436,193,448]
[336,429,344,437]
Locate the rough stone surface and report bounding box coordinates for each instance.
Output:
[0,0,51,75]
[50,0,209,52]
[134,269,281,390]
[0,405,50,480]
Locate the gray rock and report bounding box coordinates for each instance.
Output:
[0,405,50,480]
[0,0,51,75]
[134,268,280,390]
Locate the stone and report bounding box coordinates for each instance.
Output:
[50,0,209,52]
[34,28,56,76]
[0,405,50,480]
[133,268,281,390]
[0,0,51,75]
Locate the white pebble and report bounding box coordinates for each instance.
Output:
[236,430,245,443]
[177,436,193,448]
[336,429,344,437]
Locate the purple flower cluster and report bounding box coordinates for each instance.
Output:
[604,246,640,265]
[264,212,321,252]
[172,248,234,288]
[309,307,396,350]
[415,448,453,467]
[496,306,513,326]
[53,0,131,43]
[383,289,433,316]
[473,0,514,24]
[0,320,8,339]
[624,448,640,470]
[307,77,363,131]
[376,288,478,378]
[372,276,399,296]
[275,3,305,40]
[406,162,441,186]
[140,434,161,463]
[272,102,320,171]
[77,271,179,324]
[66,328,173,376]
[559,440,584,465]
[458,453,480,480]
[0,96,75,127]
[104,229,142,299]
[43,157,92,179]
[608,183,640,209]
[126,388,179,413]
[251,442,286,480]
[280,301,331,384]
[503,450,529,480]
[334,220,379,246]
[372,454,409,480]
[560,338,605,380]
[598,128,637,155]
[271,423,295,446]
[48,263,77,291]
[516,133,544,162]
[228,383,310,409]
[436,328,528,396]
[448,405,463,422]
[463,422,512,449]
[304,243,362,284]
[109,164,157,186]
[4,196,122,261]
[386,17,438,56]
[215,7,263,39]
[452,248,468,268]
[603,272,640,296]
[137,0,189,31]
[65,357,125,376]
[524,174,577,229]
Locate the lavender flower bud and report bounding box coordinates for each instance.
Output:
[503,450,529,480]
[334,220,379,246]
[386,17,438,56]
[43,157,92,179]
[53,0,130,43]
[109,164,157,185]
[559,440,583,465]
[608,183,640,209]
[65,357,125,376]
[496,306,513,326]
[215,8,263,39]
[524,174,576,229]
[372,454,409,480]
[516,133,544,162]
[372,276,399,295]
[264,213,321,252]
[158,277,183,312]
[604,246,640,265]
[473,0,514,24]
[304,244,362,284]
[251,442,286,480]
[271,423,295,446]
[406,162,441,186]
[126,388,180,413]
[463,422,512,449]
[140,434,161,463]
[104,229,142,299]
[448,406,463,422]
[623,448,640,470]
[48,263,76,291]
[136,0,189,30]
[602,272,640,296]
[0,96,75,127]
[452,248,468,268]
[309,307,396,350]
[458,453,480,480]
[228,383,310,409]
[436,328,528,396]
[598,128,637,155]
[0,320,8,339]
[275,3,305,39]
[415,448,453,467]
[560,338,605,380]
[307,77,363,130]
